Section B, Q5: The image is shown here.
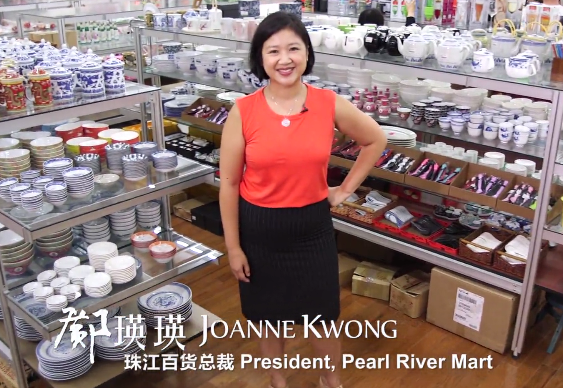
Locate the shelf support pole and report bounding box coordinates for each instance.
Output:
[134,26,150,141]
[511,90,563,357]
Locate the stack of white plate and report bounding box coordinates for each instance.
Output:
[83,218,111,244]
[0,177,18,201]
[109,208,136,239]
[152,150,178,172]
[94,316,146,360]
[30,137,64,170]
[122,154,149,181]
[20,170,41,184]
[46,295,67,312]
[23,282,40,295]
[37,270,57,286]
[15,295,56,341]
[216,91,245,103]
[43,158,73,180]
[44,181,68,206]
[59,284,81,302]
[380,126,417,148]
[194,84,222,98]
[371,73,401,95]
[399,80,431,105]
[136,201,161,230]
[83,272,112,298]
[68,264,95,288]
[33,286,54,302]
[347,68,374,88]
[32,176,54,196]
[10,183,31,205]
[36,332,92,381]
[62,167,95,199]
[104,255,137,284]
[20,189,43,212]
[87,241,118,271]
[36,228,73,258]
[137,282,193,327]
[326,64,352,84]
[50,277,70,293]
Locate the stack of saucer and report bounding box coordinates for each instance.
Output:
[0,178,18,201]
[152,150,178,172]
[74,154,101,174]
[44,181,68,206]
[15,295,56,341]
[136,201,161,230]
[43,158,73,179]
[23,282,40,295]
[59,284,81,302]
[20,170,41,184]
[84,272,112,298]
[62,167,95,199]
[137,282,193,327]
[109,207,137,239]
[104,255,137,284]
[46,295,68,312]
[50,277,70,293]
[10,183,31,205]
[105,143,130,173]
[32,176,54,196]
[122,154,148,181]
[68,264,95,288]
[36,332,92,380]
[83,217,111,244]
[87,241,118,271]
[53,256,81,277]
[33,286,54,302]
[20,189,43,212]
[94,316,146,360]
[37,270,57,286]
[132,142,158,160]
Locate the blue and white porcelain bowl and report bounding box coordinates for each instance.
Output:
[194,54,223,78]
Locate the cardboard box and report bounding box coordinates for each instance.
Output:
[336,233,396,264]
[449,162,515,209]
[351,261,398,301]
[338,253,361,286]
[180,98,232,134]
[169,191,188,214]
[173,197,216,222]
[404,152,468,196]
[426,267,519,354]
[389,270,430,318]
[496,175,542,220]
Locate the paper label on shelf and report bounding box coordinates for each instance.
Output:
[453,287,485,331]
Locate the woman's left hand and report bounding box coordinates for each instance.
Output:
[328,186,352,207]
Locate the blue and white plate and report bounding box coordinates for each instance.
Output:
[137,282,193,327]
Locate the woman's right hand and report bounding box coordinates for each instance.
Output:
[228,248,251,283]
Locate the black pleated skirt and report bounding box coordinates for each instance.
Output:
[238,196,340,325]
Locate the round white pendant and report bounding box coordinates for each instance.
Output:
[281,118,290,127]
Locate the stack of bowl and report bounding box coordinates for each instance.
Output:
[347,68,374,89]
[326,64,351,84]
[109,207,137,238]
[0,229,34,275]
[111,131,139,146]
[83,217,111,244]
[371,73,401,95]
[0,149,31,179]
[0,138,20,151]
[68,264,95,289]
[20,170,40,184]
[44,181,68,206]
[36,228,73,258]
[65,137,94,157]
[151,54,176,73]
[53,255,81,277]
[11,131,51,150]
[30,137,64,170]
[452,89,486,111]
[43,157,73,180]
[216,57,244,84]
[399,80,430,106]
[62,166,95,199]
[131,231,158,252]
[175,51,202,76]
[149,241,177,263]
[194,54,224,79]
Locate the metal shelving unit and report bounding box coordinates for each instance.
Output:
[0,65,225,388]
[132,25,563,360]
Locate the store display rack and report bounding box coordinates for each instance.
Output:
[0,65,226,388]
[130,25,563,361]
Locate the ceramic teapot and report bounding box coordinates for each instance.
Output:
[490,19,521,66]
[505,55,538,78]
[471,28,490,48]
[386,33,410,56]
[364,30,387,53]
[460,30,483,59]
[422,33,440,59]
[396,33,431,64]
[520,22,550,62]
[434,38,470,70]
[471,48,495,72]
[343,33,364,54]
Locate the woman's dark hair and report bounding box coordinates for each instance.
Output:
[358,8,385,25]
[249,11,315,81]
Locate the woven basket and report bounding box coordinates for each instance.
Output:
[459,225,515,266]
[493,236,548,279]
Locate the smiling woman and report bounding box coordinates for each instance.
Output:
[218,11,387,388]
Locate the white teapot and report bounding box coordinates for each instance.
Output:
[471,48,495,72]
[421,33,440,59]
[519,34,550,62]
[323,29,344,50]
[397,34,432,64]
[490,19,521,66]
[505,55,539,78]
[342,33,364,54]
[434,38,470,70]
[460,31,483,60]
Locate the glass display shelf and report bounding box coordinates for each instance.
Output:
[0,83,159,135]
[139,26,560,100]
[6,229,223,339]
[0,157,216,242]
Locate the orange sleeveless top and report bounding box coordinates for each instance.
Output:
[237,83,336,208]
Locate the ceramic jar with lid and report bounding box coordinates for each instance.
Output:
[37,60,58,73]
[83,49,102,64]
[28,67,52,107]
[0,71,27,112]
[63,56,85,93]
[79,61,105,97]
[102,54,125,93]
[0,66,9,105]
[14,53,34,75]
[50,66,75,102]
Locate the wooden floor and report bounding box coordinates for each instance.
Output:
[102,216,563,388]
